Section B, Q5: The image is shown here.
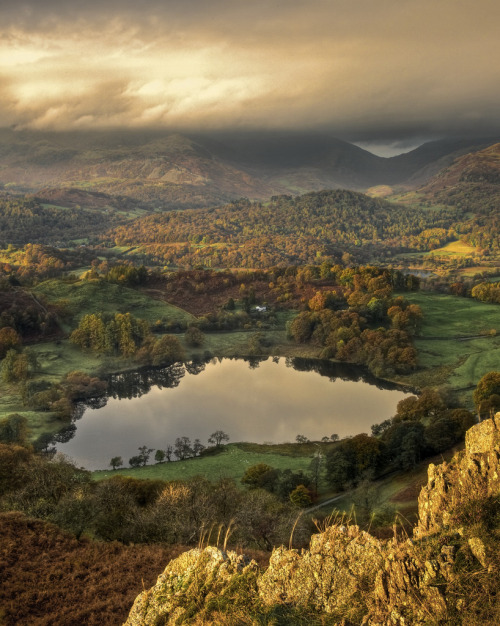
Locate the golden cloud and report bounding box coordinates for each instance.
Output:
[0,0,499,138]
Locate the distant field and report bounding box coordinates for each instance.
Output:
[92,443,314,485]
[429,240,477,256]
[33,279,195,326]
[365,185,393,198]
[457,266,500,278]
[402,291,500,403]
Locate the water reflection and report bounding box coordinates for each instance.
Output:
[56,357,412,470]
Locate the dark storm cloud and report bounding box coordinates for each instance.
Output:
[1,0,499,142]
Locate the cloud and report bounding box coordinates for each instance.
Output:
[1,1,499,140]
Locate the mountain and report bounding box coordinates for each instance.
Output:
[420,142,500,211]
[0,128,497,208]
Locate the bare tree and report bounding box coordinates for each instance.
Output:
[208,430,230,447]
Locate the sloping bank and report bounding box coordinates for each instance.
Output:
[125,415,500,625]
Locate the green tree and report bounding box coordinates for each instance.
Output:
[110,456,123,470]
[154,449,166,463]
[164,444,173,461]
[295,434,310,443]
[192,438,205,456]
[309,450,324,494]
[325,447,356,491]
[0,413,30,446]
[399,429,425,470]
[137,445,154,466]
[174,436,192,460]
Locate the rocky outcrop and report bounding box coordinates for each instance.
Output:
[125,415,500,625]
[367,540,457,625]
[416,413,500,537]
[258,525,384,620]
[125,547,258,626]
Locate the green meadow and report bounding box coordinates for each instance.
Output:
[92,443,315,485]
[402,292,500,404]
[33,278,195,327]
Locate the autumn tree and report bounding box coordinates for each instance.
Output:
[241,463,275,489]
[184,326,205,347]
[151,335,185,366]
[0,326,21,358]
[289,484,312,507]
[473,371,500,419]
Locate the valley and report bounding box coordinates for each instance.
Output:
[0,131,499,626]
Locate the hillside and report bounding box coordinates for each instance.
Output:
[104,189,463,268]
[0,193,125,244]
[418,143,500,254]
[0,128,496,208]
[126,414,500,625]
[0,512,189,626]
[421,142,500,211]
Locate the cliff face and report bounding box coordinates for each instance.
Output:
[417,413,500,537]
[125,415,500,625]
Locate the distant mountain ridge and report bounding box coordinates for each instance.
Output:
[0,128,497,208]
[419,142,500,213]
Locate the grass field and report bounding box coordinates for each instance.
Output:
[33,278,195,326]
[428,240,477,256]
[92,443,314,485]
[401,292,500,404]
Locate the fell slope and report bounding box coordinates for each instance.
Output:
[421,142,500,212]
[0,128,496,207]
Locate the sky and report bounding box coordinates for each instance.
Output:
[1,0,499,155]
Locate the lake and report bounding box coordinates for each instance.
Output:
[56,357,412,470]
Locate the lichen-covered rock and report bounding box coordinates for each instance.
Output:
[416,414,500,537]
[258,524,384,620]
[367,541,456,625]
[124,547,258,626]
[468,536,488,568]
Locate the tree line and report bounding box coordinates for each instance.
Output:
[110,430,230,469]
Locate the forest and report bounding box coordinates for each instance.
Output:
[104,190,468,268]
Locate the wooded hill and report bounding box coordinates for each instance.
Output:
[0,194,123,245]
[104,190,464,268]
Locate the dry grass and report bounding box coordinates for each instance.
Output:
[0,511,272,625]
[0,512,186,625]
